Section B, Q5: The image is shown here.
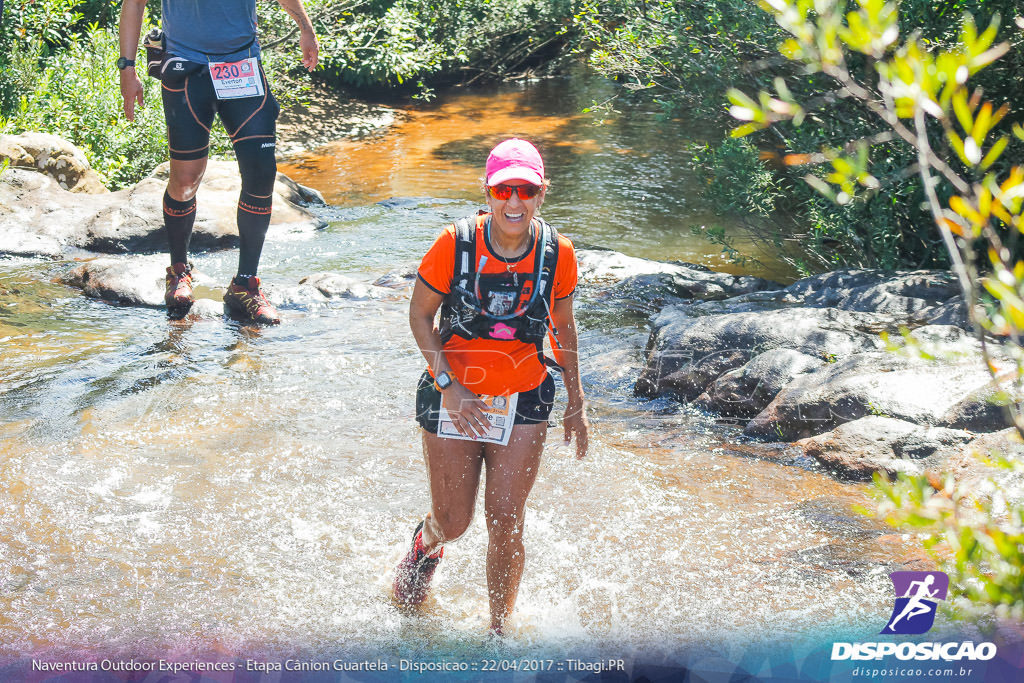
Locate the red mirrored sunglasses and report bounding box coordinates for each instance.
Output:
[487,183,542,201]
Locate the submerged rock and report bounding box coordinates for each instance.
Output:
[60,255,397,314]
[60,256,213,308]
[299,272,391,300]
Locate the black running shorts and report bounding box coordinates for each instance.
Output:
[160,58,279,161]
[415,370,555,434]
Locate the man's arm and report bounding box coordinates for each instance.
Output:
[274,0,319,71]
[118,0,148,121]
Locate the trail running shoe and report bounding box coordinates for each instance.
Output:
[393,521,444,606]
[223,276,280,325]
[164,262,194,316]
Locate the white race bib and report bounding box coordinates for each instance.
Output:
[438,392,519,445]
[209,57,264,100]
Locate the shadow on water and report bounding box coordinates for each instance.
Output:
[0,75,932,665]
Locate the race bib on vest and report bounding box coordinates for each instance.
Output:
[209,57,264,100]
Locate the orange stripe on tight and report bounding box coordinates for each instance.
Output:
[184,75,212,133]
[226,65,269,141]
[238,201,272,215]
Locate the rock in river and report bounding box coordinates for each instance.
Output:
[0,141,327,258]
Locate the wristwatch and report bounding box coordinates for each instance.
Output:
[433,371,454,391]
[116,57,136,71]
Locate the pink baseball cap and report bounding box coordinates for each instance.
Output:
[485,138,545,186]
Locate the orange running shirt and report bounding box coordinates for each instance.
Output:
[418,213,577,396]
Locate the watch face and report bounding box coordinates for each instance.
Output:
[436,372,452,389]
[117,57,134,70]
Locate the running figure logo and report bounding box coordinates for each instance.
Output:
[881,571,949,635]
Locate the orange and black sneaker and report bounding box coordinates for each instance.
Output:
[223,275,281,325]
[393,520,444,606]
[164,261,194,318]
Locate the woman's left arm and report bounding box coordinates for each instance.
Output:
[551,294,589,459]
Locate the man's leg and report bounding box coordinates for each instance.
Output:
[219,63,281,281]
[164,158,207,265]
[232,139,276,279]
[218,64,282,324]
[161,68,215,316]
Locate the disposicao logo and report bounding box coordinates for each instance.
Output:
[831,571,997,662]
[881,571,948,635]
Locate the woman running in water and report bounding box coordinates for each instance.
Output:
[394,138,588,634]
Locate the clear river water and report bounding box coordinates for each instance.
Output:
[0,75,930,669]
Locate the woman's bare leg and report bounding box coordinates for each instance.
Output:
[420,431,485,551]
[482,422,546,633]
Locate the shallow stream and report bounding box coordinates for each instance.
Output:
[0,75,928,667]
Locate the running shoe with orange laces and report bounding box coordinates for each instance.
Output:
[393,520,444,606]
[223,275,281,325]
[164,262,194,317]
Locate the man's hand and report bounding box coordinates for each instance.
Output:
[120,70,144,121]
[563,405,589,460]
[299,29,319,71]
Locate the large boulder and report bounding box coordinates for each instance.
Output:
[795,416,973,479]
[694,348,825,418]
[0,132,108,194]
[635,306,884,400]
[780,269,963,324]
[0,158,327,257]
[744,351,1012,441]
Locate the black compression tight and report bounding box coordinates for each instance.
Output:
[234,138,277,278]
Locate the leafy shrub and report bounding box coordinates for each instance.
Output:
[258,0,576,91]
[872,462,1024,624]
[728,0,1024,622]
[2,26,172,189]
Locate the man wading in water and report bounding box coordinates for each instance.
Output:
[118,0,318,324]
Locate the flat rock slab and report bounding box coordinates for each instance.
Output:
[795,416,973,480]
[0,160,326,258]
[576,249,778,303]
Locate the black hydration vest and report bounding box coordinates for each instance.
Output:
[438,214,561,366]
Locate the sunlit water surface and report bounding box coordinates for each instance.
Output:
[0,76,927,667]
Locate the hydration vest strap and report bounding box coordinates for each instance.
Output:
[452,216,475,294]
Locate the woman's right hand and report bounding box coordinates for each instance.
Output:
[440,380,491,438]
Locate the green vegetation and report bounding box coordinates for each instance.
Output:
[2,24,168,189]
[0,0,576,188]
[261,0,573,92]
[725,0,1024,625]
[874,461,1024,624]
[576,0,1024,274]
